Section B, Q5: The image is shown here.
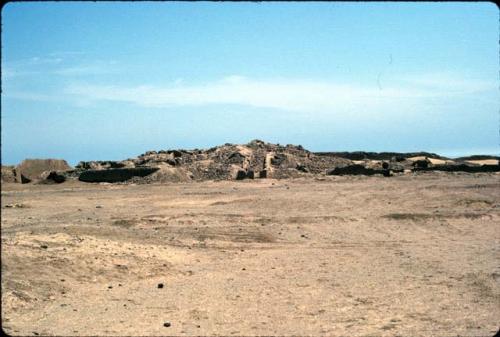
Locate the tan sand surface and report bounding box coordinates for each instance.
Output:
[1,173,499,336]
[466,159,499,166]
[406,156,428,162]
[427,158,448,165]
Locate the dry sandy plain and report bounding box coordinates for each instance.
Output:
[1,172,499,336]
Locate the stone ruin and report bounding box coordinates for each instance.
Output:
[2,140,499,184]
[2,159,72,184]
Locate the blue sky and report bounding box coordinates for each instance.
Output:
[2,2,499,165]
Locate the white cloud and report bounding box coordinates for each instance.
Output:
[2,91,63,103]
[49,51,87,57]
[4,73,496,118]
[3,55,63,69]
[53,63,117,76]
[3,54,117,78]
[28,56,63,65]
[401,72,497,94]
[64,76,442,113]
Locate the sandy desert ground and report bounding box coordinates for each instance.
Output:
[1,172,499,336]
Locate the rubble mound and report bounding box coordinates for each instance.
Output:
[15,159,72,184]
[63,140,351,183]
[8,141,500,184]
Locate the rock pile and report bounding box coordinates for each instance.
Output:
[3,140,499,184]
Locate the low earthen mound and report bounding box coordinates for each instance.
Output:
[15,159,72,184]
[9,141,499,184]
[455,155,499,161]
[315,151,449,161]
[464,159,499,166]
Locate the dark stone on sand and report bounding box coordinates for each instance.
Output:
[327,164,378,176]
[270,154,286,166]
[20,174,32,184]
[412,160,429,169]
[78,167,159,183]
[168,150,182,158]
[163,322,171,327]
[107,161,126,168]
[389,162,405,172]
[227,152,246,164]
[157,283,164,289]
[39,171,67,184]
[232,168,247,180]
[414,163,500,173]
[296,164,309,173]
[392,156,406,162]
[327,164,396,177]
